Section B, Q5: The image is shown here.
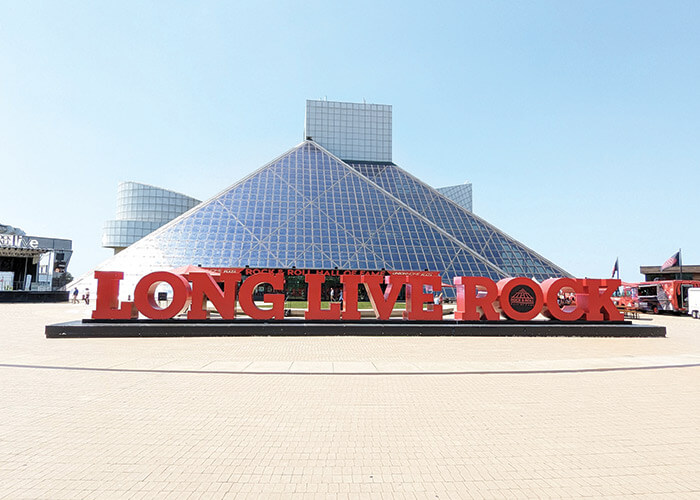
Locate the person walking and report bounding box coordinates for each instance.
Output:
[72,287,79,304]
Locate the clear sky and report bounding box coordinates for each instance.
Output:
[2,1,698,283]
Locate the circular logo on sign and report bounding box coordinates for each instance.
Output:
[508,284,537,313]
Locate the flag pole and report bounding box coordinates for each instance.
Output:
[679,248,684,309]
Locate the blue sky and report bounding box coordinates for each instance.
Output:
[2,1,698,282]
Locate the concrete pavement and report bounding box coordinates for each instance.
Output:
[1,303,698,499]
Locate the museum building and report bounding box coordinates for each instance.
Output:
[70,100,569,297]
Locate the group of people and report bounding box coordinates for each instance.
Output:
[557,292,576,306]
[71,287,90,305]
[328,287,343,304]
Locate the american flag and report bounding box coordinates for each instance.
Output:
[660,251,680,271]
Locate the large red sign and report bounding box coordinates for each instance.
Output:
[91,269,623,322]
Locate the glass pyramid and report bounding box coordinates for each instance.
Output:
[81,141,569,295]
[347,161,566,279]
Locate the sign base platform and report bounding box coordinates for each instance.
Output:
[45,319,666,338]
[1,291,69,303]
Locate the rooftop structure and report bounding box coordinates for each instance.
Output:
[102,182,200,254]
[436,182,473,212]
[640,265,700,282]
[305,100,392,162]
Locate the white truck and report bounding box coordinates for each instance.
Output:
[688,288,700,319]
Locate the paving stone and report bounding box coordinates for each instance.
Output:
[0,303,698,499]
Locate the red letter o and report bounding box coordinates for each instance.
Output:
[134,271,191,319]
[497,277,543,321]
[541,278,584,321]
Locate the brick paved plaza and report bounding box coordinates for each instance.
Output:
[1,303,699,499]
